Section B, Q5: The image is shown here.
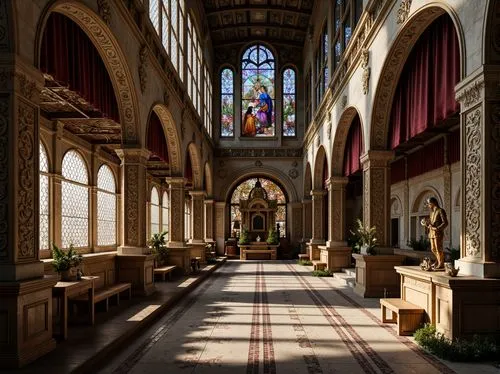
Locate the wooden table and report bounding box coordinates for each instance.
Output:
[52,276,98,340]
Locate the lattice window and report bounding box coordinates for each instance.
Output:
[150,187,160,236]
[315,24,328,107]
[162,191,169,240]
[61,150,89,248]
[39,142,50,250]
[282,68,296,137]
[187,14,202,116]
[204,65,213,137]
[97,164,116,246]
[332,0,363,71]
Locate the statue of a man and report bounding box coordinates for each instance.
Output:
[423,197,448,269]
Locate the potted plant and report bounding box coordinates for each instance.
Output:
[266,227,279,245]
[238,227,250,245]
[148,231,169,267]
[351,219,377,255]
[51,243,83,281]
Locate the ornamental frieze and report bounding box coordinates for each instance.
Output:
[216,148,302,158]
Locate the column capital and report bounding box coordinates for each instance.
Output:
[189,190,207,199]
[326,176,349,189]
[311,189,327,199]
[115,148,150,164]
[302,198,312,204]
[360,150,394,168]
[204,198,215,204]
[215,201,226,208]
[165,177,187,187]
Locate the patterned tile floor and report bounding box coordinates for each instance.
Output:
[100,261,499,374]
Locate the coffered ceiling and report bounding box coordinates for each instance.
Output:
[203,0,314,47]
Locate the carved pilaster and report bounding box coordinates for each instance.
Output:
[204,199,215,241]
[310,190,326,244]
[442,164,452,245]
[115,148,150,254]
[189,190,205,243]
[455,66,500,278]
[302,199,312,241]
[326,177,349,247]
[138,44,148,94]
[361,150,394,247]
[361,49,370,95]
[166,177,186,246]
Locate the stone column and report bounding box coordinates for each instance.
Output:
[302,198,312,242]
[455,66,500,278]
[308,189,326,260]
[204,199,215,242]
[215,201,226,255]
[165,177,191,273]
[115,148,154,296]
[189,190,206,262]
[360,150,394,248]
[0,62,58,368]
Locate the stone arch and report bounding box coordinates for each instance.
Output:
[412,187,443,214]
[151,104,182,174]
[370,4,465,150]
[186,142,202,189]
[391,195,403,218]
[484,0,500,64]
[204,161,213,196]
[221,166,299,203]
[36,1,140,144]
[304,162,312,198]
[331,106,364,176]
[313,146,328,190]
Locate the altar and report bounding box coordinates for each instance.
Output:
[239,243,278,260]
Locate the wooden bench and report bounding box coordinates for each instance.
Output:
[71,283,132,312]
[313,261,327,271]
[380,298,425,335]
[191,257,201,273]
[298,254,310,261]
[154,265,176,281]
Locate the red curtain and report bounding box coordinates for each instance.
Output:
[389,15,460,149]
[448,129,460,164]
[390,158,406,185]
[40,13,119,123]
[343,115,363,176]
[147,112,169,162]
[407,138,444,179]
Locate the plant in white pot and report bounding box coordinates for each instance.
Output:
[148,231,169,267]
[51,243,83,281]
[351,219,377,255]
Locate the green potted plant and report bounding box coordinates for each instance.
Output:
[51,243,83,281]
[266,227,279,245]
[351,219,377,255]
[238,227,250,245]
[148,231,169,267]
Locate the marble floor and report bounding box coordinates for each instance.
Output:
[100,261,498,374]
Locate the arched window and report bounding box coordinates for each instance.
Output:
[205,65,213,137]
[241,44,275,137]
[97,165,116,246]
[220,67,234,137]
[148,0,185,77]
[315,24,328,106]
[187,14,202,115]
[230,178,287,237]
[150,187,160,235]
[39,142,50,250]
[162,191,169,239]
[332,0,364,70]
[61,150,89,248]
[282,68,296,137]
[184,199,192,241]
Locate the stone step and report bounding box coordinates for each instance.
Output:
[333,271,356,288]
[342,268,356,277]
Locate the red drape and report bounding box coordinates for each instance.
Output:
[389,15,460,149]
[390,158,406,185]
[40,13,120,123]
[147,112,169,162]
[343,115,363,176]
[407,138,444,179]
[448,129,460,164]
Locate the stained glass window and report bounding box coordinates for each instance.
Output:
[241,45,275,137]
[61,150,89,248]
[230,178,287,237]
[97,165,116,246]
[221,68,234,137]
[205,65,213,137]
[162,191,169,240]
[150,187,160,236]
[39,142,49,251]
[315,24,328,107]
[282,68,296,137]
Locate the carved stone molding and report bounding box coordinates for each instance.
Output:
[125,165,139,246]
[97,0,111,25]
[464,109,481,257]
[341,95,348,110]
[255,160,263,167]
[15,73,38,101]
[396,0,412,24]
[152,105,182,174]
[489,104,500,260]
[0,98,7,258]
[288,168,299,179]
[138,45,149,94]
[56,3,139,143]
[456,81,484,110]
[327,113,332,140]
[361,49,371,95]
[215,148,302,158]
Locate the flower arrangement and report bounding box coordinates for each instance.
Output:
[350,219,378,255]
